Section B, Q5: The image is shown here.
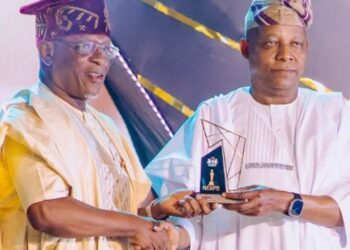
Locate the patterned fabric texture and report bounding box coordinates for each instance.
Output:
[245,0,313,33]
[20,0,110,41]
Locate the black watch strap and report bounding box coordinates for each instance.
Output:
[292,192,302,200]
[286,192,304,217]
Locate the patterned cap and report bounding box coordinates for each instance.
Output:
[245,0,313,33]
[20,0,111,41]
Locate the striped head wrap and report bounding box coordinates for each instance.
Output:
[245,0,313,34]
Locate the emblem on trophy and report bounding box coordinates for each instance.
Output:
[208,169,215,186]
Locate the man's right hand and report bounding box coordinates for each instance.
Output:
[27,196,174,248]
[133,220,191,250]
[130,217,171,250]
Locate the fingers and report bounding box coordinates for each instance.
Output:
[153,221,173,232]
[223,189,258,201]
[222,189,258,213]
[131,219,172,250]
[173,190,196,199]
[234,185,265,192]
[195,194,215,215]
[156,190,196,218]
[176,192,218,217]
[152,230,169,250]
[151,221,161,232]
[222,198,252,212]
[209,202,219,210]
[152,221,180,250]
[177,195,200,217]
[222,188,281,216]
[152,220,179,249]
[159,189,217,218]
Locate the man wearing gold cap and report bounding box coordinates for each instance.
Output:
[0,0,212,249]
[146,0,350,249]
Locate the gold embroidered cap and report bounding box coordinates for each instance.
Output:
[20,0,111,41]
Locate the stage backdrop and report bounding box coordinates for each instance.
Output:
[1,1,349,167]
[104,0,350,166]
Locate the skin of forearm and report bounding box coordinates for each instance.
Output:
[299,195,343,227]
[274,191,343,227]
[228,188,344,228]
[27,196,145,238]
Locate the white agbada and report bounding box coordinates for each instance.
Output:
[146,87,350,250]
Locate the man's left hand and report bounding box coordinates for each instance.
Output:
[153,190,217,218]
[222,185,292,216]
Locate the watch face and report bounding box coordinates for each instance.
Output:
[290,199,304,216]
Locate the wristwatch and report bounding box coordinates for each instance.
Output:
[287,192,304,217]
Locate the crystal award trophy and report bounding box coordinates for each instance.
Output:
[199,119,246,203]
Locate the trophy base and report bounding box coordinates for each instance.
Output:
[200,194,245,204]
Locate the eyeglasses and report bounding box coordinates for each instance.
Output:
[55,39,119,60]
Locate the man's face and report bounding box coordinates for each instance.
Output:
[243,25,308,103]
[51,34,112,101]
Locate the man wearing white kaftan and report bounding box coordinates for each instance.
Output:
[146,87,350,250]
[146,0,350,249]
